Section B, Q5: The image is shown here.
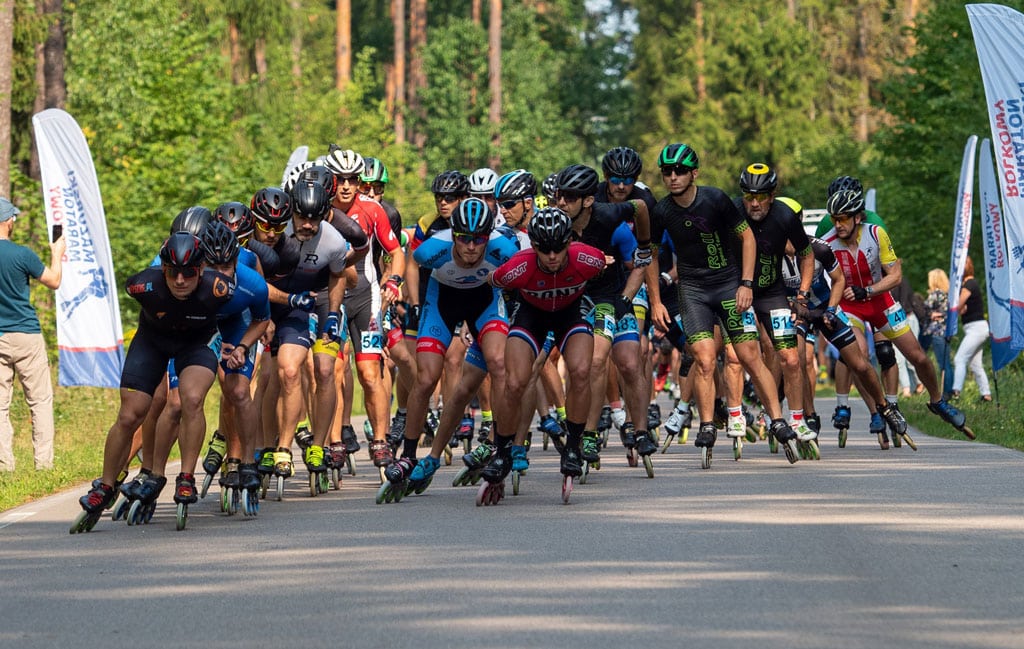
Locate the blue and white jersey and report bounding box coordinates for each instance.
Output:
[413,230,518,289]
[218,262,270,323]
[238,246,258,270]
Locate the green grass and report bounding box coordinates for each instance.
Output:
[898,376,1024,450]
[0,368,368,512]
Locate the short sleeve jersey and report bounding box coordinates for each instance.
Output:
[651,186,748,285]
[821,222,898,288]
[412,230,518,288]
[572,201,637,300]
[126,266,235,334]
[493,242,606,311]
[735,196,811,294]
[271,223,349,293]
[0,240,46,333]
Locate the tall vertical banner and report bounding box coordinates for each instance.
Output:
[33,109,124,388]
[281,145,309,188]
[945,135,977,340]
[968,4,1024,350]
[978,138,1019,370]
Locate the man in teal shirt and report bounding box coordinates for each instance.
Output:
[0,197,65,471]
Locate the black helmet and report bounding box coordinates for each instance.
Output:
[200,220,240,265]
[430,170,470,195]
[361,157,390,184]
[450,197,494,236]
[658,143,700,170]
[298,165,339,199]
[738,163,778,194]
[213,202,254,241]
[827,175,863,199]
[250,187,293,226]
[170,206,212,237]
[826,189,865,216]
[602,146,643,178]
[160,231,204,269]
[527,207,573,250]
[290,182,333,221]
[556,164,600,197]
[541,172,559,201]
[494,169,537,201]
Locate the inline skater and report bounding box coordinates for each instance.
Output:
[73,232,234,533]
[647,144,799,468]
[821,189,973,441]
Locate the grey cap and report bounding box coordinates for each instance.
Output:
[0,198,20,223]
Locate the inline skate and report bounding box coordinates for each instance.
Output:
[510,444,528,495]
[199,430,226,499]
[928,399,975,439]
[71,482,116,534]
[476,448,511,507]
[174,473,197,531]
[662,402,692,452]
[453,440,494,487]
[870,411,889,450]
[832,404,851,448]
[219,457,242,515]
[881,402,916,450]
[769,419,800,464]
[376,456,416,504]
[695,422,717,469]
[126,474,167,526]
[408,455,441,495]
[239,462,260,516]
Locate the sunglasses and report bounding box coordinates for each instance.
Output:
[608,176,635,186]
[435,193,464,203]
[661,164,694,177]
[833,212,857,223]
[337,175,360,186]
[255,220,288,234]
[499,198,522,210]
[534,242,568,255]
[453,233,488,246]
[360,182,386,195]
[556,191,583,203]
[163,265,200,279]
[743,192,771,202]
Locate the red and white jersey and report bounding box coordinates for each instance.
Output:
[335,194,401,291]
[493,242,606,312]
[822,222,898,288]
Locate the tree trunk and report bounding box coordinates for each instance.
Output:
[229,17,244,85]
[254,38,268,82]
[0,0,13,196]
[408,0,427,174]
[694,1,705,103]
[391,0,406,144]
[336,0,351,91]
[290,0,302,81]
[856,5,869,143]
[487,0,501,169]
[42,0,64,108]
[472,0,481,25]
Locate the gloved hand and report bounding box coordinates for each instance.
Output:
[614,294,634,321]
[324,311,343,342]
[404,304,422,331]
[850,286,869,301]
[822,306,840,330]
[632,244,653,268]
[288,291,316,312]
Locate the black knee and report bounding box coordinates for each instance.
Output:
[876,340,897,371]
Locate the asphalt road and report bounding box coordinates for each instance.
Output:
[1,396,1022,649]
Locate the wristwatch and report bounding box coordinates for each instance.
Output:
[798,289,811,300]
[739,279,754,289]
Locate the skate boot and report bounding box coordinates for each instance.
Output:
[376,456,416,504]
[928,399,975,439]
[370,439,393,468]
[111,468,150,522]
[769,419,800,464]
[832,404,852,448]
[421,408,440,447]
[200,430,227,498]
[742,406,759,443]
[870,412,890,450]
[476,419,493,443]
[726,415,746,461]
[695,423,717,469]
[294,421,314,451]
[581,431,601,464]
[538,414,562,451]
[477,448,511,506]
[647,403,662,431]
[793,422,820,460]
[633,430,656,477]
[663,403,692,449]
[126,474,167,526]
[619,421,636,450]
[71,482,117,533]
[408,455,441,495]
[805,412,822,436]
[388,411,407,448]
[560,443,582,504]
[454,440,494,487]
[257,447,276,476]
[172,473,197,531]
[597,405,612,436]
[304,445,327,472]
[239,463,261,516]
[453,414,475,451]
[713,398,729,428]
[219,458,241,489]
[268,448,292,502]
[510,445,529,473]
[341,424,361,454]
[880,402,915,450]
[218,458,242,514]
[610,407,626,433]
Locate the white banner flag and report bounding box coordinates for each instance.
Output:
[33,109,124,388]
[968,3,1024,350]
[946,135,977,339]
[978,137,1019,370]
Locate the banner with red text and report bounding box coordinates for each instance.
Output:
[978,138,1019,370]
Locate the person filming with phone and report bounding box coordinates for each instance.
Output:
[0,197,65,472]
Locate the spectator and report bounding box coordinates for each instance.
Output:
[892,275,924,396]
[924,268,954,398]
[0,197,65,471]
[952,257,992,402]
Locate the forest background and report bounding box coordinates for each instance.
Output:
[0,0,1019,348]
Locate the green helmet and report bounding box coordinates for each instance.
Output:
[658,143,700,170]
[361,157,390,184]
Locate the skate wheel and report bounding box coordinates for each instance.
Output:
[230,488,241,514]
[374,481,391,505]
[308,472,318,497]
[443,446,452,466]
[808,439,821,460]
[902,432,918,451]
[892,430,902,448]
[838,428,848,448]
[512,471,521,496]
[378,466,387,484]
[126,499,142,526]
[877,433,890,450]
[661,434,673,454]
[260,474,269,499]
[797,440,807,460]
[643,454,654,478]
[680,427,689,444]
[579,462,589,485]
[111,496,129,522]
[627,448,638,468]
[143,502,156,524]
[561,476,573,504]
[221,487,231,514]
[346,454,356,476]
[275,476,284,502]
[453,467,470,487]
[960,425,976,440]
[463,439,472,455]
[784,439,800,464]
[475,481,489,506]
[319,472,330,494]
[200,472,214,499]
[414,475,434,495]
[700,446,712,470]
[542,433,549,451]
[745,427,758,444]
[769,434,779,454]
[733,438,742,461]
[70,510,95,534]
[175,502,188,531]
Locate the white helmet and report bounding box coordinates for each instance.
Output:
[282,161,314,192]
[324,148,365,176]
[469,168,499,195]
